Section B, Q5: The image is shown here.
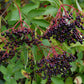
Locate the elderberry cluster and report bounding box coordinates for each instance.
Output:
[36,52,76,83]
[22,51,76,83]
[42,12,84,46]
[0,28,41,62]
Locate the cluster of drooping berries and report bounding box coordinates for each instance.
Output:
[42,5,84,46]
[35,51,76,83]
[0,27,41,62]
[22,48,76,83]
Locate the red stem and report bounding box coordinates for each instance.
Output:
[14,2,23,28]
[61,5,67,15]
[55,5,62,20]
[47,48,52,59]
[52,47,58,57]
[63,4,83,15]
[13,21,20,29]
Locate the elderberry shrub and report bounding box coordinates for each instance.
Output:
[42,12,84,46]
[0,4,83,84]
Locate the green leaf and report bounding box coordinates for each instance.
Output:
[42,47,49,57]
[27,8,45,18]
[36,74,41,84]
[0,80,4,84]
[51,77,64,84]
[6,9,19,21]
[5,78,17,84]
[14,71,24,80]
[22,2,39,15]
[41,79,47,84]
[65,77,73,84]
[31,45,38,63]
[10,54,17,63]
[12,64,23,72]
[43,6,57,16]
[76,0,82,11]
[23,18,31,26]
[79,65,84,73]
[31,45,43,63]
[53,0,61,7]
[8,21,17,25]
[42,39,50,46]
[36,28,41,35]
[0,16,1,30]
[15,0,21,7]
[21,43,28,69]
[63,0,72,10]
[41,0,60,7]
[1,26,7,32]
[25,79,29,84]
[77,51,83,60]
[0,66,7,75]
[32,19,49,27]
[70,42,84,48]
[7,64,15,73]
[32,81,37,84]
[62,42,70,51]
[81,75,84,83]
[63,0,71,5]
[42,0,55,5]
[70,62,77,72]
[4,75,11,82]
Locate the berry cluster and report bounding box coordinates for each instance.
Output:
[36,51,76,83]
[22,48,76,84]
[42,6,84,46]
[0,27,41,62]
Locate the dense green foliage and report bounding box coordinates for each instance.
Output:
[0,0,84,84]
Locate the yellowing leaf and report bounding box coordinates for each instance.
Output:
[21,69,29,79]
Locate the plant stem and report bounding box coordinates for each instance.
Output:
[14,1,23,28]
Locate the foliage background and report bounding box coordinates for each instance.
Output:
[0,0,84,84]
